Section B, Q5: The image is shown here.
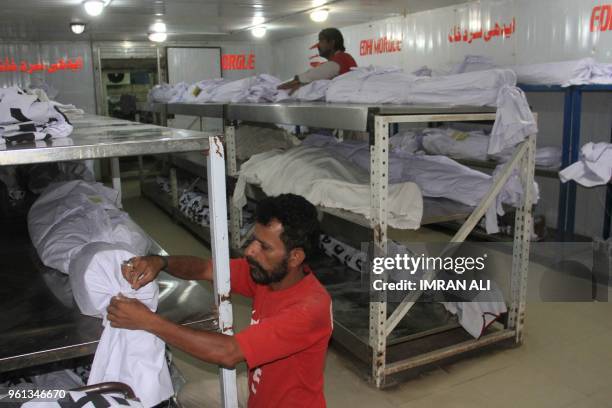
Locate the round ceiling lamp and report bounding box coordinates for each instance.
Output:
[83,0,105,16]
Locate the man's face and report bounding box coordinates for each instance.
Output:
[317,36,333,59]
[244,219,290,285]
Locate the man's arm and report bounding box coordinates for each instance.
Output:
[107,295,244,368]
[165,256,213,281]
[277,61,340,95]
[123,255,213,290]
[297,61,340,83]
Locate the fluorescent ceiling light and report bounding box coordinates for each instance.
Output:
[251,26,267,38]
[153,0,165,16]
[70,23,86,34]
[151,21,167,32]
[253,4,263,8]
[83,0,105,16]
[310,8,329,22]
[148,32,167,42]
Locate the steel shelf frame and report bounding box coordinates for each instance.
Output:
[138,101,535,388]
[0,114,238,407]
[221,103,535,388]
[366,113,535,388]
[519,83,612,239]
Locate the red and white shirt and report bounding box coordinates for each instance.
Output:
[231,258,332,408]
[297,51,357,83]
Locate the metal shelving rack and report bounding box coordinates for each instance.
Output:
[222,102,536,388]
[136,102,226,246]
[137,101,536,388]
[519,83,612,239]
[0,113,238,407]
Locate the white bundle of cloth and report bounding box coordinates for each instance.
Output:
[325,66,536,155]
[493,145,561,168]
[559,142,612,187]
[450,56,612,86]
[0,86,73,144]
[148,82,189,103]
[590,62,612,85]
[274,79,331,102]
[449,55,499,75]
[325,65,514,106]
[180,79,226,103]
[319,234,366,273]
[234,146,424,229]
[510,57,612,86]
[442,288,508,338]
[389,130,423,154]
[150,76,329,104]
[28,180,173,407]
[201,74,282,103]
[22,390,144,408]
[419,127,562,167]
[302,134,539,233]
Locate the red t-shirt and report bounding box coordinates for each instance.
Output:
[330,51,357,75]
[231,258,332,408]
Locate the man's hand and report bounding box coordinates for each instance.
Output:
[121,256,164,290]
[107,294,157,331]
[277,79,302,95]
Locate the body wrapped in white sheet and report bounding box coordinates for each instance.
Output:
[301,134,539,233]
[325,66,536,155]
[419,128,561,168]
[325,66,515,106]
[234,146,424,229]
[27,181,172,407]
[511,58,596,87]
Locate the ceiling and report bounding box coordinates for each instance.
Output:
[0,0,466,43]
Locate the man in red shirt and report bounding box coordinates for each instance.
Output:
[107,194,332,407]
[278,27,357,94]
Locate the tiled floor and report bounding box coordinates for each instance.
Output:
[122,186,612,408]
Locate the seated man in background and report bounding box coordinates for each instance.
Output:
[107,194,332,408]
[278,27,357,94]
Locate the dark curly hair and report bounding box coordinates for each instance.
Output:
[319,27,346,52]
[255,194,320,261]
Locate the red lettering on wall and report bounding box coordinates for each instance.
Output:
[221,53,256,71]
[0,56,84,74]
[590,4,612,32]
[449,17,516,44]
[359,37,402,56]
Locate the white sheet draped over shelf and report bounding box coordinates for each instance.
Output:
[233,146,424,230]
